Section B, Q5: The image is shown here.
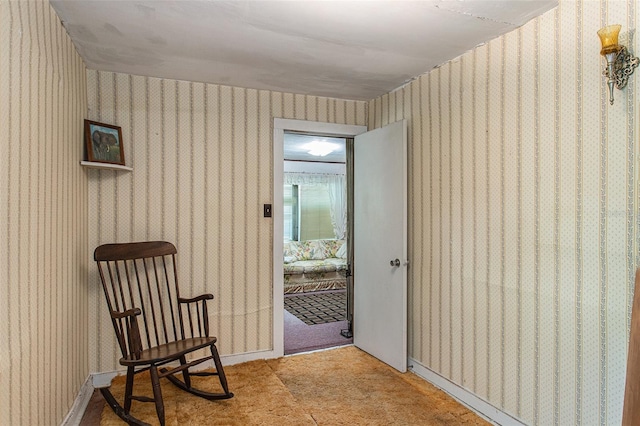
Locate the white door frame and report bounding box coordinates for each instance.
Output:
[272,118,367,357]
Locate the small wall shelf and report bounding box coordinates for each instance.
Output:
[80,161,132,172]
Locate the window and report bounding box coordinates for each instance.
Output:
[284,183,334,241]
[299,185,334,241]
[283,184,299,242]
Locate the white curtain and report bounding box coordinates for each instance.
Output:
[326,175,346,240]
[284,172,347,240]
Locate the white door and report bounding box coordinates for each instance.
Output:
[353,119,407,372]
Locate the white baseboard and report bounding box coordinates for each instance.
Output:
[60,375,94,426]
[408,357,525,426]
[92,370,120,388]
[222,349,277,365]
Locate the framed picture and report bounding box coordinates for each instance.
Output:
[84,119,125,165]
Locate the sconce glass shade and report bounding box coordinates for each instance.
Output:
[597,24,639,105]
[598,24,622,55]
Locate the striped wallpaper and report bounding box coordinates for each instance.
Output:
[5,0,635,424]
[86,70,367,371]
[0,1,89,425]
[367,0,638,424]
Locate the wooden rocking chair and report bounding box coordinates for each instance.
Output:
[94,241,233,426]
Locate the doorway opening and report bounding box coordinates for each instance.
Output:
[272,119,366,358]
[282,132,353,355]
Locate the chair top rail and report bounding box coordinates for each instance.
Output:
[95,241,177,261]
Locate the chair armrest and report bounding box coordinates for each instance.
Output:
[178,294,214,304]
[111,307,142,319]
[178,294,213,337]
[110,308,143,357]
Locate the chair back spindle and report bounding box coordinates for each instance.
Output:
[95,241,202,358]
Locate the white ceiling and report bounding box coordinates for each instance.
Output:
[284,133,346,163]
[51,0,557,101]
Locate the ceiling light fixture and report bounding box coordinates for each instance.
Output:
[597,24,639,105]
[304,141,338,157]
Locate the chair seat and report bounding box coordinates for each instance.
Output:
[120,336,217,366]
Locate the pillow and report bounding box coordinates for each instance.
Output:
[325,239,342,257]
[285,241,305,261]
[284,255,297,264]
[336,242,347,259]
[307,240,330,260]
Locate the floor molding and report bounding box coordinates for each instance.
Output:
[222,349,278,366]
[61,375,94,426]
[408,357,525,426]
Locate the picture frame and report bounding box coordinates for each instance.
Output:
[84,119,125,165]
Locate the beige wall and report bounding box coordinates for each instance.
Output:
[12,0,634,424]
[86,70,367,371]
[0,1,89,425]
[367,0,638,424]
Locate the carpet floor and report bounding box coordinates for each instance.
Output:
[100,346,489,426]
[284,308,352,355]
[284,290,346,325]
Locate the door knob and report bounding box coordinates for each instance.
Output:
[390,258,400,267]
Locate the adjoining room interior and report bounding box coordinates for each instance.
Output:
[282,133,353,354]
[6,1,640,425]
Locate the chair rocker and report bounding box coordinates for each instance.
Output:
[94,241,234,426]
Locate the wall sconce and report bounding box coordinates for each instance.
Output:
[597,24,639,105]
